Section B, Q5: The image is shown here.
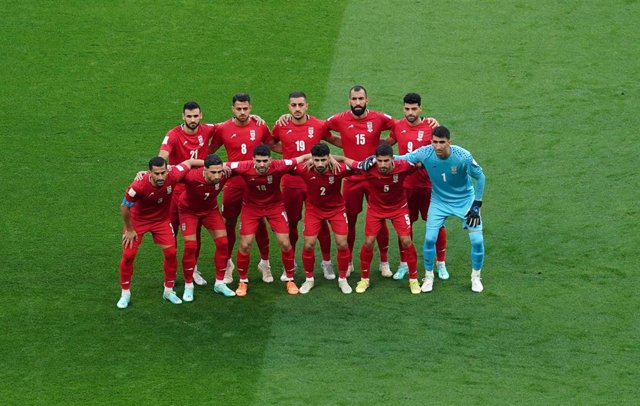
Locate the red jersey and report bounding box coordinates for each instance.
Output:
[389,119,434,189]
[359,160,416,212]
[272,115,331,189]
[210,119,273,190]
[178,168,228,213]
[160,124,217,193]
[123,164,189,223]
[228,159,296,207]
[293,162,352,212]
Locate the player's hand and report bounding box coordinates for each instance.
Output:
[357,155,376,171]
[276,114,292,127]
[464,200,482,227]
[250,114,265,126]
[134,171,147,181]
[328,155,341,174]
[221,166,232,178]
[305,158,314,170]
[122,230,138,249]
[425,117,439,129]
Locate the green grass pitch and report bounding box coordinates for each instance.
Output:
[1,1,638,404]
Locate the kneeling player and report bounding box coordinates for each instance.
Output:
[338,144,422,294]
[117,157,200,309]
[293,143,353,294]
[179,154,236,301]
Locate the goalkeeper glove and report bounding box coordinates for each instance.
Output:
[357,155,376,171]
[465,200,482,227]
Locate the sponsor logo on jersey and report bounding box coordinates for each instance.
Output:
[367,122,373,133]
[249,130,256,141]
[231,133,237,138]
[286,129,293,134]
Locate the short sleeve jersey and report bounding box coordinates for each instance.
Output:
[210,119,274,189]
[228,159,296,207]
[293,162,352,212]
[389,119,434,189]
[361,160,416,212]
[272,115,331,189]
[396,145,484,205]
[160,124,217,192]
[178,168,228,213]
[123,163,189,223]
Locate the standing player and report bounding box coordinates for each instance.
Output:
[337,145,422,294]
[226,145,311,296]
[385,93,448,280]
[292,143,353,294]
[395,126,486,293]
[159,101,216,286]
[271,92,342,281]
[179,154,236,301]
[210,93,275,283]
[325,85,395,277]
[116,157,201,309]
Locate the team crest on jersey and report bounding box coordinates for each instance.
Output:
[417,131,424,141]
[215,184,220,190]
[249,130,256,141]
[167,186,172,194]
[393,174,399,183]
[366,121,373,133]
[267,175,273,184]
[328,176,334,184]
[198,135,204,146]
[308,127,314,138]
[451,166,458,175]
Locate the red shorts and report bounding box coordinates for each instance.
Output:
[239,204,289,235]
[127,219,175,248]
[222,186,244,220]
[303,206,348,237]
[406,188,431,223]
[343,178,369,216]
[364,206,411,237]
[179,206,225,237]
[283,186,305,225]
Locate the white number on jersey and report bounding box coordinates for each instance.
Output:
[319,186,326,196]
[441,173,447,182]
[383,185,390,193]
[257,185,267,191]
[190,150,198,159]
[407,141,414,152]
[295,139,306,151]
[356,133,366,145]
[204,192,210,200]
[241,143,247,154]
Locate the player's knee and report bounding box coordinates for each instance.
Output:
[215,237,229,254]
[336,240,348,250]
[469,231,484,251]
[122,247,138,264]
[162,246,177,260]
[400,237,413,248]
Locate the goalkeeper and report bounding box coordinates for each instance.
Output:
[394,126,486,293]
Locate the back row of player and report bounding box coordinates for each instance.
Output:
[117,86,485,307]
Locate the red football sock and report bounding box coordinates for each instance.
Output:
[225,218,237,253]
[119,246,138,290]
[337,246,350,279]
[214,236,229,282]
[302,248,315,279]
[236,250,251,281]
[182,240,197,284]
[397,237,406,263]
[347,214,358,253]
[282,247,295,279]
[436,226,447,262]
[404,244,418,280]
[162,246,178,288]
[359,245,374,279]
